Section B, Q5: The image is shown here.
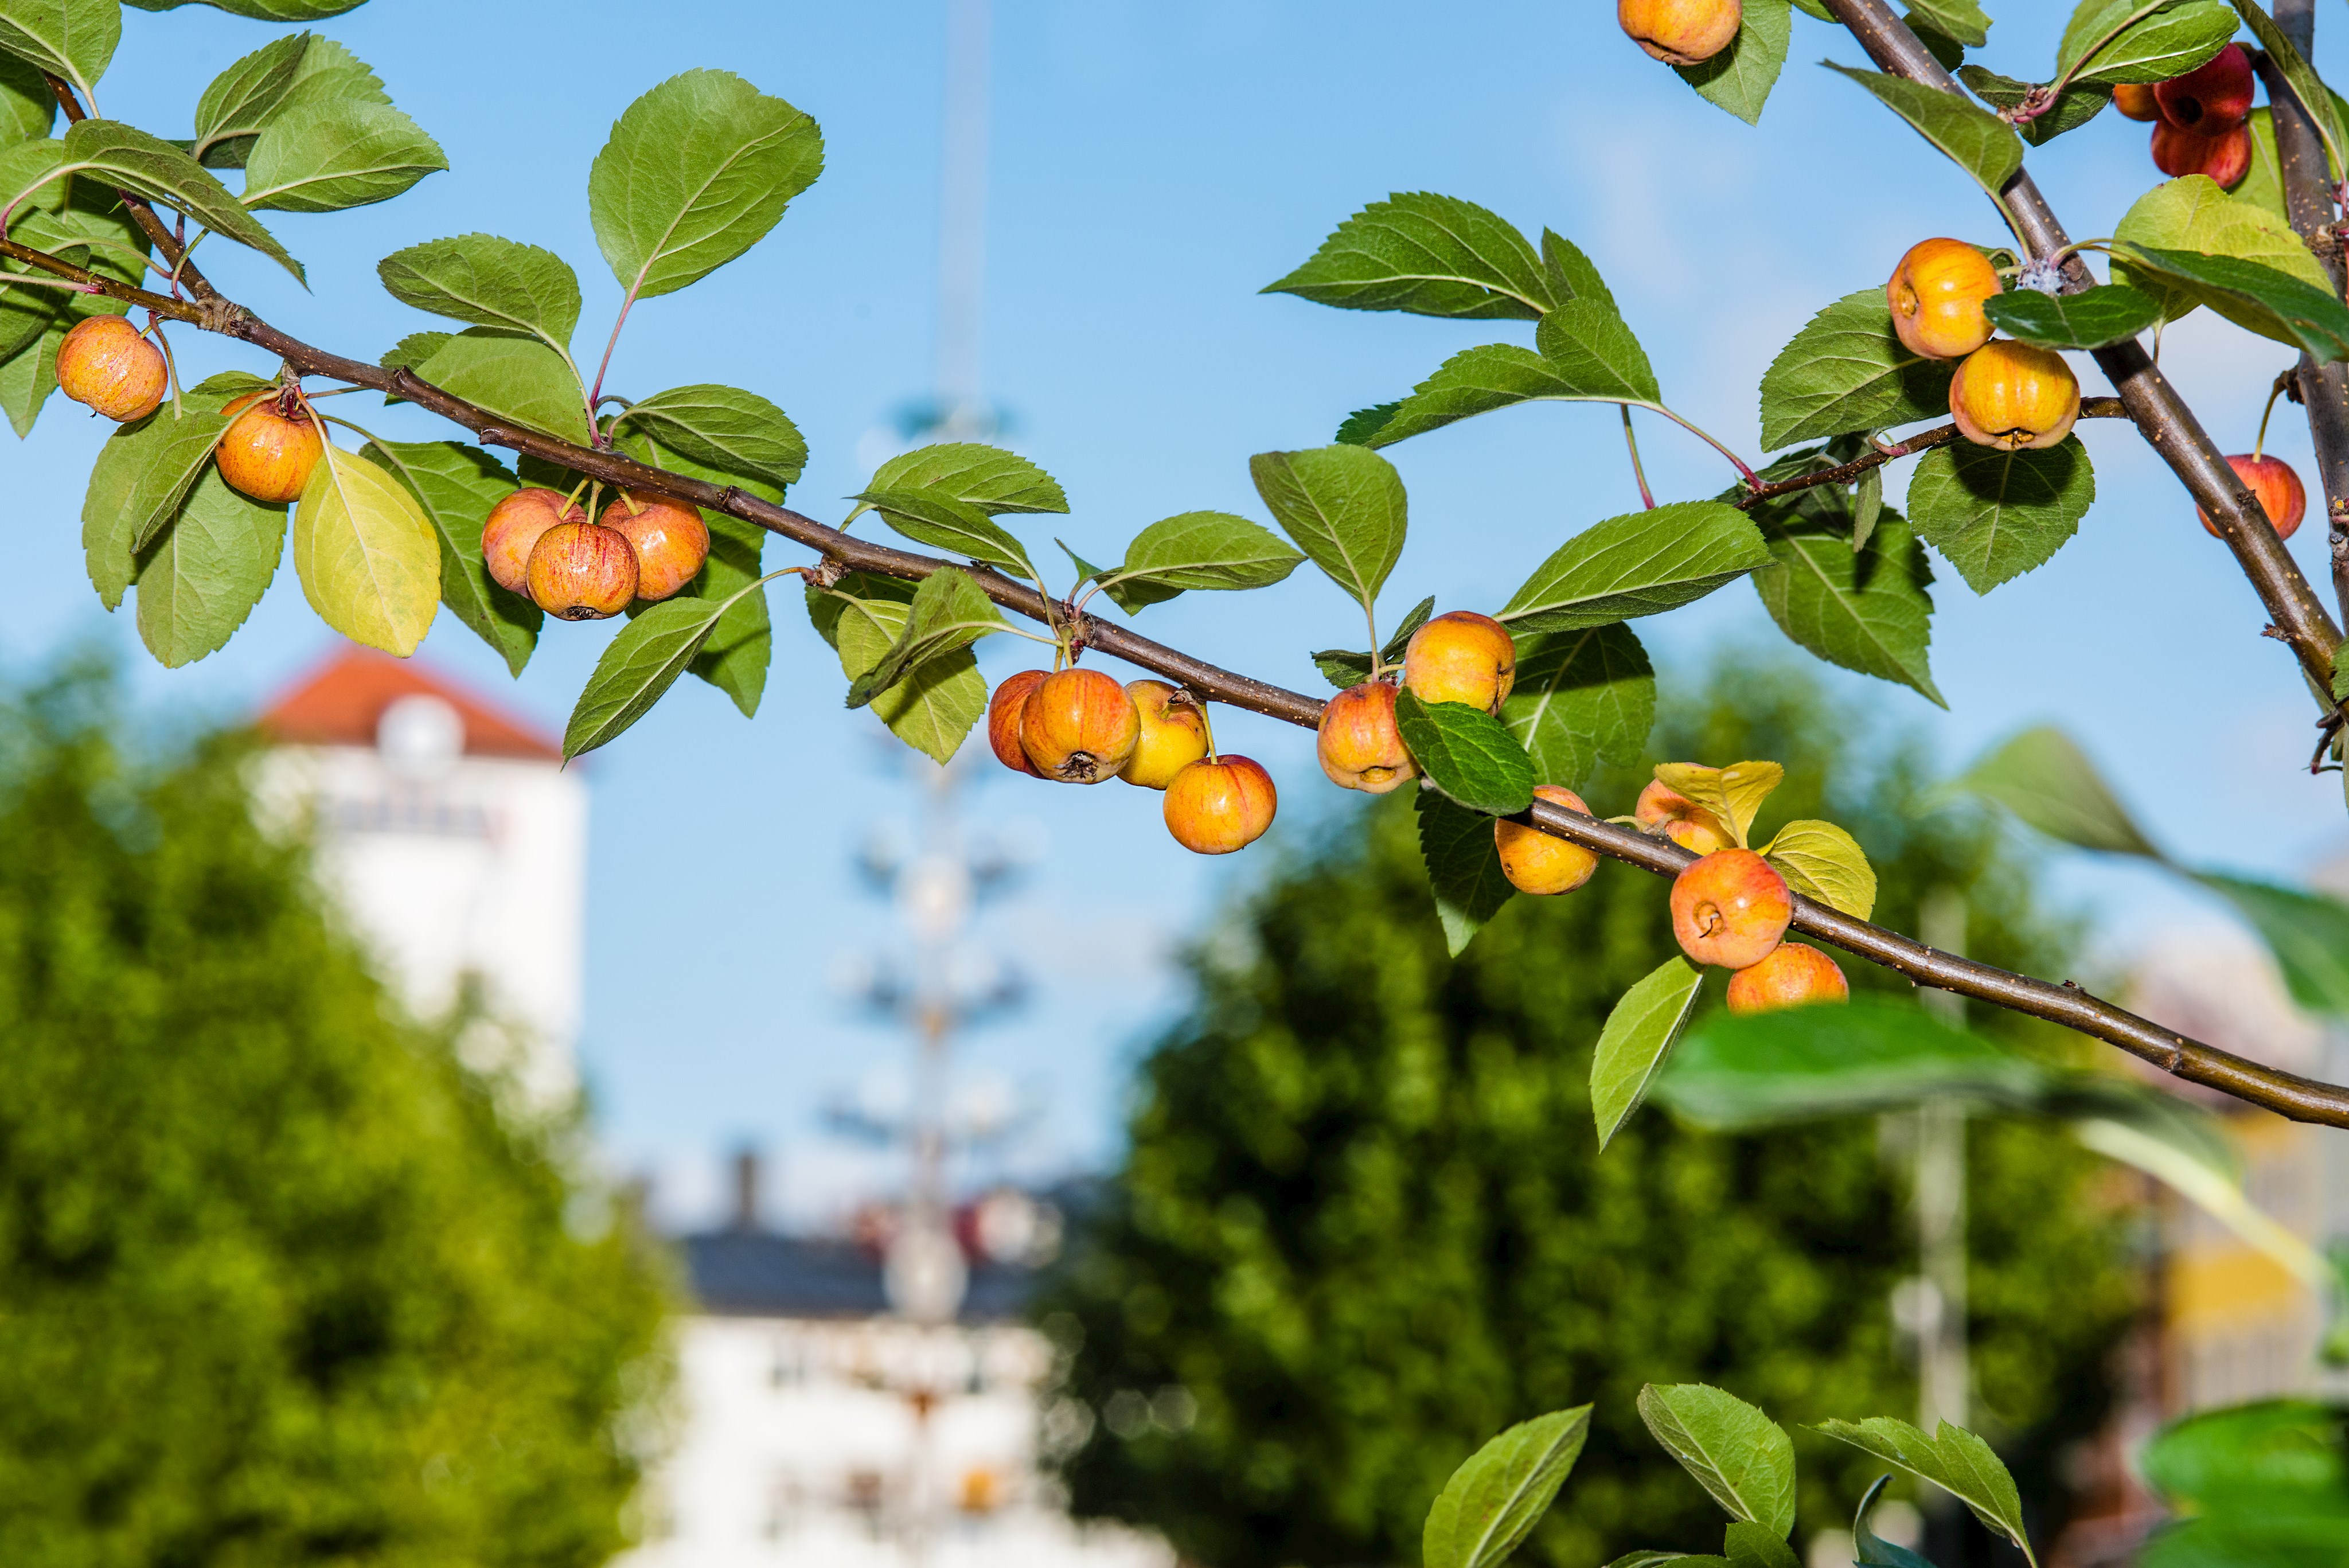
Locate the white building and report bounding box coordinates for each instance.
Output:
[623,1173,1171,1568]
[253,648,587,1106]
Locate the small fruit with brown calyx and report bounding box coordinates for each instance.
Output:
[483,489,587,595]
[1669,848,1793,969]
[55,315,167,422]
[2150,119,2250,187]
[1617,0,1742,66]
[1726,942,1849,1015]
[1403,610,1517,715]
[1020,667,1140,783]
[2199,453,2307,541]
[1949,340,2081,451]
[1635,779,1733,855]
[527,520,639,620]
[988,670,1049,777]
[1317,681,1418,794]
[216,388,323,504]
[1120,680,1210,789]
[1164,754,1277,855]
[1495,786,1599,895]
[2154,42,2255,134]
[603,493,710,601]
[1886,239,2000,360]
[2113,82,2161,122]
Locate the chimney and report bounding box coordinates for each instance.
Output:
[730,1147,762,1233]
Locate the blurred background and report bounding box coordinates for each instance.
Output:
[6,2,2349,1566]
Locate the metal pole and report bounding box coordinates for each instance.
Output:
[1916,887,1970,1437]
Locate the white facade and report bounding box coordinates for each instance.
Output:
[628,1313,1169,1568]
[252,653,587,1106]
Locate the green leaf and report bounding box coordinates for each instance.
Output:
[0,311,62,436]
[1852,464,1883,552]
[1501,623,1655,790]
[190,32,308,166]
[564,594,740,760]
[2072,0,2239,85]
[1591,958,1706,1148]
[844,566,1008,710]
[588,69,823,302]
[0,52,50,147]
[1335,400,1402,446]
[2112,177,2335,344]
[806,571,985,762]
[1422,1406,1593,1568]
[134,467,284,668]
[1751,510,1944,705]
[241,95,445,212]
[2234,107,2290,224]
[1854,1477,1938,1568]
[1250,444,1407,613]
[1908,0,1990,46]
[676,512,772,717]
[1906,436,2094,592]
[1758,818,1876,919]
[859,442,1067,516]
[1825,63,2023,209]
[1656,997,2052,1127]
[1392,691,1535,816]
[412,329,590,445]
[18,119,303,282]
[1813,1418,2035,1565]
[361,438,540,678]
[1953,726,2161,856]
[1105,510,1302,601]
[1673,0,1790,125]
[184,370,273,400]
[1982,284,2159,350]
[2140,1400,2349,1519]
[77,405,232,561]
[379,234,582,352]
[1365,345,1582,449]
[272,34,386,115]
[1636,1384,1798,1538]
[2226,0,2348,179]
[1263,191,1555,320]
[2191,873,2349,1019]
[0,0,118,97]
[1723,1524,1801,1568]
[126,0,368,16]
[292,443,440,657]
[1313,595,1434,689]
[1500,501,1771,634]
[1542,229,1620,313]
[1536,301,1660,402]
[617,383,806,497]
[1414,789,1519,957]
[381,330,452,376]
[854,487,1035,579]
[1957,66,2110,146]
[1759,290,1954,450]
[2111,242,2349,362]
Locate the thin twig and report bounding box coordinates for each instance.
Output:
[1738,399,2128,509]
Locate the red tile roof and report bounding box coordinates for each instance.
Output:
[257,647,564,763]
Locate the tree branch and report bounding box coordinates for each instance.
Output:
[1823,0,2346,700]
[1738,399,2128,509]
[9,84,2347,1129]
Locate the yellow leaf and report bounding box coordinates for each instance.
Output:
[1760,818,1876,920]
[1651,760,1785,849]
[293,443,440,656]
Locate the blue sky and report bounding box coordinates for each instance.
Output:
[10,1,2347,1227]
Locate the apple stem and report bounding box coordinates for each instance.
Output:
[1620,405,1657,510]
[2257,376,2287,462]
[1638,401,1758,489]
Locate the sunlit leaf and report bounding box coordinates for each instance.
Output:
[1592,958,1706,1148]
[292,443,440,657]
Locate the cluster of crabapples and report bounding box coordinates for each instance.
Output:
[1886,236,2305,538]
[2115,43,2258,191]
[53,314,711,619]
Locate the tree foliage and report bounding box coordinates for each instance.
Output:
[1040,654,2140,1567]
[0,656,672,1568]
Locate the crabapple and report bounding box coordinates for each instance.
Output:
[2199,454,2307,541]
[1020,667,1140,783]
[2113,82,2161,122]
[1403,611,1517,715]
[1317,681,1418,794]
[988,670,1049,777]
[1726,942,1850,1014]
[2151,119,2250,186]
[1949,340,2081,451]
[1617,0,1742,65]
[1494,786,1599,895]
[526,520,638,620]
[55,315,166,423]
[216,389,322,504]
[1886,238,2000,361]
[482,489,586,595]
[2154,42,2255,134]
[1119,680,1210,789]
[1669,848,1792,969]
[1163,755,1277,855]
[1635,779,1732,856]
[603,494,710,601]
